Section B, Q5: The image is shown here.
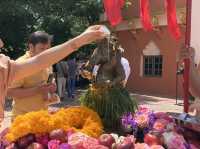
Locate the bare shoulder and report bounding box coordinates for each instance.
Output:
[0,53,8,59]
[0,54,10,68]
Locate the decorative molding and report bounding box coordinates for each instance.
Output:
[100,8,186,31]
[143,41,161,56]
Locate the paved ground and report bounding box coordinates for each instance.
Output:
[131,93,183,113]
[1,90,184,131]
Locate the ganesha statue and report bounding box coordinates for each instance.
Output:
[81,35,126,87]
[80,33,137,129]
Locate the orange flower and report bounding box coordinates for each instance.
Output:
[6,107,103,142]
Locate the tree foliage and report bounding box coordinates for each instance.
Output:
[0,0,35,58]
[0,0,103,59]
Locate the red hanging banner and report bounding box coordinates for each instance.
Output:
[119,0,125,8]
[103,0,124,26]
[165,0,181,40]
[140,0,153,31]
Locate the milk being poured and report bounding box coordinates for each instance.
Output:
[100,25,111,62]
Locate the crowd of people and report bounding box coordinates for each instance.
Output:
[55,58,80,100]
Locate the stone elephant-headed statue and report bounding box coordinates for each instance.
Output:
[81,35,126,87]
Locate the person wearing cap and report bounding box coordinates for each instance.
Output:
[0,25,106,125]
[7,31,57,119]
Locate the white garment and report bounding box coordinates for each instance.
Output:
[121,57,131,81]
[92,57,131,81]
[57,77,66,98]
[93,65,100,76]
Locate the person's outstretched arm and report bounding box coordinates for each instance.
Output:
[13,25,106,82]
[7,86,44,99]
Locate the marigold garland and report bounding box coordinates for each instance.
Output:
[6,106,103,142]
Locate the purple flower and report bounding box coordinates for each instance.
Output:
[130,120,137,128]
[59,143,71,149]
[121,107,157,135]
[0,142,4,149]
[148,112,156,129]
[121,113,135,128]
[184,143,191,149]
[143,127,149,134]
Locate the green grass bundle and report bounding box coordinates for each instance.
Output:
[80,84,138,129]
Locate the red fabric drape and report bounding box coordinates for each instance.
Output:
[119,0,125,8]
[103,0,124,26]
[165,0,181,40]
[140,0,153,31]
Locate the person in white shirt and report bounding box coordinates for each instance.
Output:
[119,45,131,87]
[121,57,131,87]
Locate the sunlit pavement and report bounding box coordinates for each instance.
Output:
[132,93,183,113]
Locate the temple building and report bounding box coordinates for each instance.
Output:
[100,0,186,98]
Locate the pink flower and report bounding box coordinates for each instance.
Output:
[88,145,109,149]
[68,132,88,148]
[68,132,100,149]
[48,140,60,149]
[66,129,75,137]
[135,143,150,149]
[82,137,99,148]
[189,144,199,149]
[150,145,164,149]
[155,112,173,122]
[124,135,136,144]
[153,119,169,132]
[35,134,49,146]
[163,132,187,149]
[138,106,151,113]
[135,114,149,128]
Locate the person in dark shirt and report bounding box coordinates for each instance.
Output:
[56,61,68,99]
[67,58,77,98]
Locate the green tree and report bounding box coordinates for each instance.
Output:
[0,0,103,59]
[0,1,36,59]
